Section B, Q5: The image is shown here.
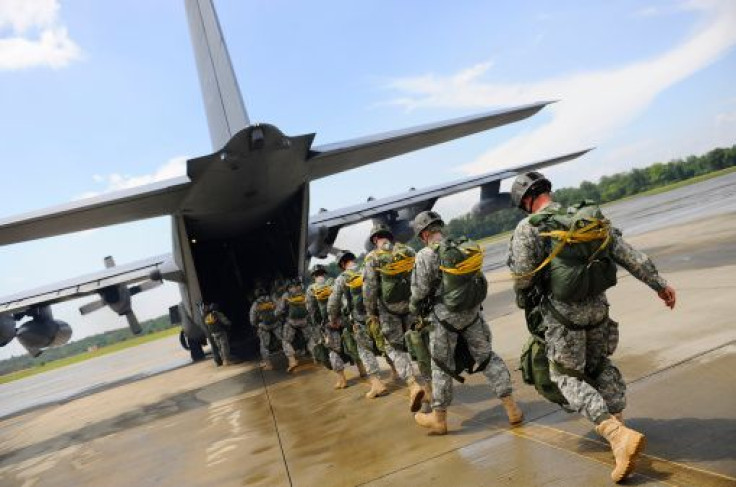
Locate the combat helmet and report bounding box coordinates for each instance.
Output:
[336,250,357,269]
[254,286,268,298]
[510,171,552,210]
[369,223,393,242]
[309,264,327,277]
[413,210,444,237]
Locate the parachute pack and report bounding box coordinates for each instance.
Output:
[434,237,488,312]
[377,242,415,304]
[286,293,308,320]
[525,200,618,302]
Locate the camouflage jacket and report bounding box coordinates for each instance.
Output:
[508,202,668,325]
[204,310,231,333]
[249,296,278,329]
[411,241,482,328]
[305,282,330,327]
[276,289,307,322]
[363,242,411,316]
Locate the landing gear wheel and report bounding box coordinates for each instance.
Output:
[180,330,206,362]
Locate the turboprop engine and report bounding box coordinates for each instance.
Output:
[78,256,162,334]
[0,314,16,347]
[306,223,340,259]
[14,306,72,357]
[470,180,512,216]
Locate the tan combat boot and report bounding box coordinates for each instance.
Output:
[501,395,524,426]
[287,356,299,373]
[613,412,624,424]
[595,417,647,483]
[260,360,273,371]
[407,377,426,412]
[334,370,348,389]
[414,409,447,435]
[365,375,388,399]
[389,362,400,382]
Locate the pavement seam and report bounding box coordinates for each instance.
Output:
[258,367,294,487]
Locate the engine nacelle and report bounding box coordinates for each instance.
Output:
[306,224,339,259]
[0,314,16,347]
[471,192,512,217]
[389,219,414,243]
[15,307,72,357]
[100,285,132,315]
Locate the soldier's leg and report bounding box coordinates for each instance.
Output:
[217,332,231,364]
[463,315,513,398]
[379,311,416,383]
[258,327,271,362]
[587,324,626,415]
[326,329,345,372]
[354,323,381,376]
[281,321,296,358]
[545,314,610,424]
[428,316,457,411]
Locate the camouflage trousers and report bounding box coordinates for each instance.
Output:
[257,324,282,361]
[281,318,318,358]
[429,313,512,411]
[211,331,230,363]
[544,312,626,423]
[378,302,423,384]
[353,320,380,377]
[324,327,345,372]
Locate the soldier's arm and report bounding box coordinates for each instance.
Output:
[410,249,438,309]
[609,229,667,292]
[327,276,345,322]
[362,255,380,316]
[275,292,287,317]
[217,311,232,327]
[249,301,259,326]
[508,220,545,291]
[305,287,318,322]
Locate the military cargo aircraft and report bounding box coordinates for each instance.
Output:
[0,0,590,362]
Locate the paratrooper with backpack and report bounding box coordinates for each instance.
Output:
[363,223,429,412]
[249,287,282,371]
[277,277,319,373]
[328,250,389,399]
[410,211,522,435]
[507,171,676,483]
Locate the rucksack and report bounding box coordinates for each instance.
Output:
[344,268,366,316]
[435,237,488,312]
[376,242,415,304]
[311,280,334,322]
[286,293,308,320]
[528,200,617,302]
[256,299,277,325]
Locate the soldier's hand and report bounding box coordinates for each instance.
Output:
[657,286,676,309]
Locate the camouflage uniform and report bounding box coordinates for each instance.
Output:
[249,295,282,362]
[277,288,318,359]
[205,310,232,364]
[363,242,424,384]
[328,267,381,377]
[411,244,513,411]
[508,202,667,423]
[306,280,344,372]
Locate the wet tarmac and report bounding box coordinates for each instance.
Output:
[0,174,735,486]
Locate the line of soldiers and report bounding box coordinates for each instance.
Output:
[245,171,676,484]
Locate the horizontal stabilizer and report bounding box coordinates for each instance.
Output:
[307,101,554,181]
[0,177,190,247]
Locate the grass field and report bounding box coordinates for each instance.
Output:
[0,326,180,385]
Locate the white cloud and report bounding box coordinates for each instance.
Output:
[0,0,81,70]
[77,156,188,199]
[385,0,736,176]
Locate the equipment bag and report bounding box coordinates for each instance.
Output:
[431,317,491,384]
[377,242,415,304]
[312,342,332,370]
[367,316,387,354]
[344,269,366,316]
[527,200,617,303]
[520,335,568,405]
[341,327,360,365]
[286,293,309,320]
[435,237,488,312]
[405,326,432,379]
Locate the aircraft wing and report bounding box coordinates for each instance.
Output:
[310,149,592,228]
[0,177,191,247]
[0,253,178,316]
[306,101,554,180]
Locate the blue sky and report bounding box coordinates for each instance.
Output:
[0,0,734,358]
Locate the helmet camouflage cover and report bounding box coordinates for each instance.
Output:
[310,264,327,276]
[412,210,444,237]
[369,223,393,242]
[336,250,357,268]
[510,171,552,209]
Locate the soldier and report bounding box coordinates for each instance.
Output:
[328,250,389,399]
[410,211,523,435]
[306,265,348,389]
[203,303,232,366]
[249,287,281,371]
[507,171,676,483]
[363,223,427,412]
[277,277,318,373]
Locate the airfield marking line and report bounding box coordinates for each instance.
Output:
[258,367,294,487]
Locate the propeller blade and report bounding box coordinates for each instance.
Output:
[129,280,163,296]
[125,312,142,335]
[79,300,106,315]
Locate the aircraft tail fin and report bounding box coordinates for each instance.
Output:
[185,0,250,150]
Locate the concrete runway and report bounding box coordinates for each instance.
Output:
[1,175,735,486]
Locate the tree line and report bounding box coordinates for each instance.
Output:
[445,145,736,241]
